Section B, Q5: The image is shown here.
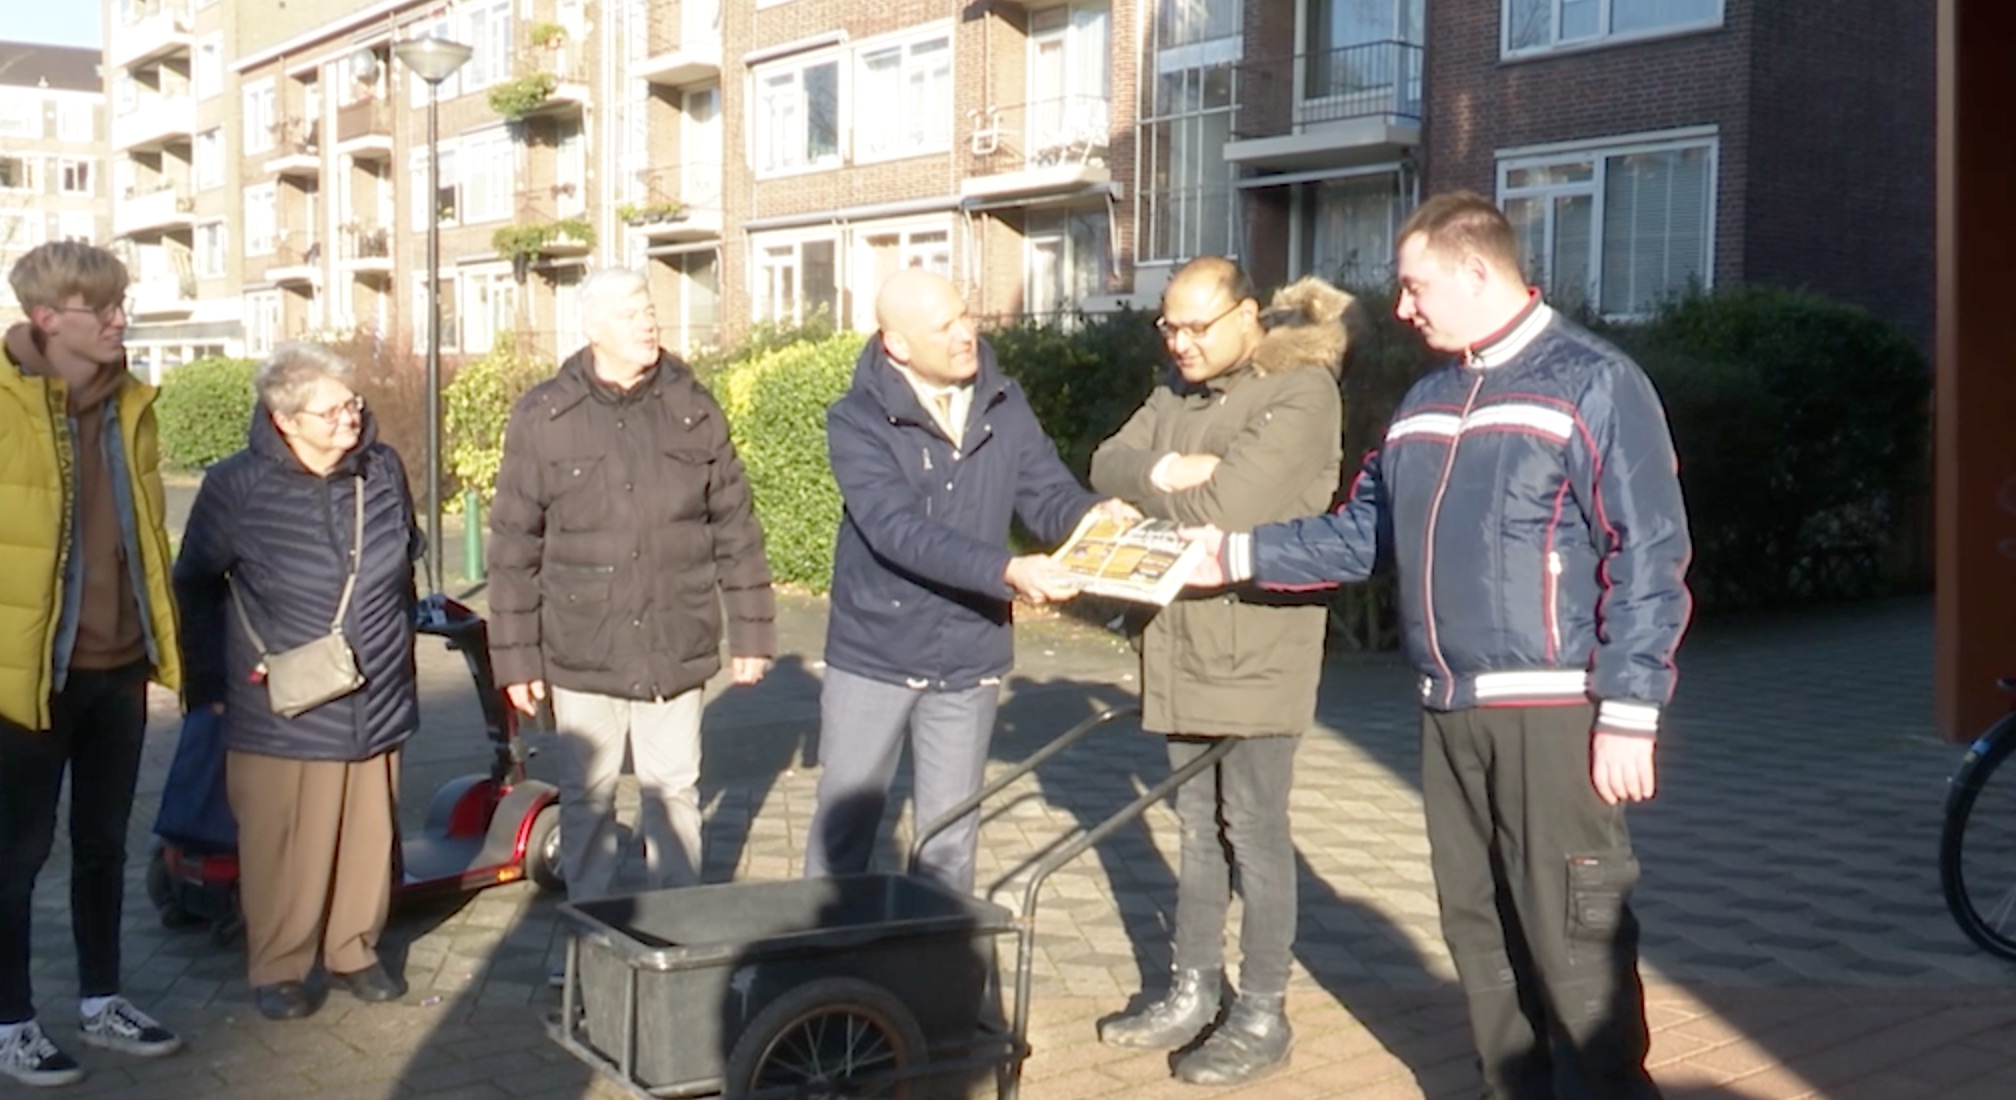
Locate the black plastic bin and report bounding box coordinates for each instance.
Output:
[557,874,1016,1097]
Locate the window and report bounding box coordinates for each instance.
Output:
[0,156,35,192]
[0,212,45,252]
[855,35,952,161]
[408,23,463,106]
[1028,4,1111,159]
[244,291,282,356]
[753,236,840,326]
[661,252,719,354]
[244,183,278,255]
[411,274,459,353]
[0,98,38,139]
[1139,0,1241,261]
[1303,173,1409,284]
[196,222,228,277]
[853,225,951,329]
[1499,134,1715,316]
[57,212,95,243]
[194,36,224,99]
[460,267,517,353]
[56,100,94,142]
[1504,0,1721,55]
[410,147,460,230]
[458,132,514,223]
[243,80,277,153]
[195,129,224,190]
[1024,208,1110,318]
[460,1,515,91]
[754,59,840,174]
[57,159,92,197]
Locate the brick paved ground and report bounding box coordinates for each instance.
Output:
[18,592,2016,1099]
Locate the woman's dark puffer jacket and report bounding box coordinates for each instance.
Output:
[173,406,421,762]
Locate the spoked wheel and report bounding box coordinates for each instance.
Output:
[1941,713,2016,961]
[724,977,927,1100]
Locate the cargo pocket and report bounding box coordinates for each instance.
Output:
[1565,848,1639,966]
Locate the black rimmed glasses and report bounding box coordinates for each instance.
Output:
[56,300,130,326]
[1155,301,1242,342]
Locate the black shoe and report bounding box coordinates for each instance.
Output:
[1097,968,1222,1051]
[329,963,405,1004]
[254,982,316,1022]
[1173,992,1293,1086]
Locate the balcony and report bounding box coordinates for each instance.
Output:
[960,96,1113,204]
[113,184,196,238]
[265,237,320,284]
[110,1,193,71]
[337,222,394,276]
[1224,41,1424,171]
[128,273,197,318]
[634,0,721,86]
[264,118,321,177]
[112,93,197,153]
[335,98,394,159]
[489,66,591,121]
[622,164,722,243]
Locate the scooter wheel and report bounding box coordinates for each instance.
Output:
[147,846,201,930]
[524,805,566,892]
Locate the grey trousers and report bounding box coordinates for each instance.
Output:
[803,668,1000,893]
[1168,734,1300,997]
[550,685,705,901]
[1423,704,1661,1100]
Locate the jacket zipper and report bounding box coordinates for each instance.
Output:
[1420,373,1486,708]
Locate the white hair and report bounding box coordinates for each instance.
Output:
[578,268,651,326]
[255,341,356,416]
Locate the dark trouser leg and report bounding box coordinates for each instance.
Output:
[1167,737,1231,974]
[0,714,69,1024]
[61,663,150,1001]
[804,670,918,880]
[1219,735,1299,996]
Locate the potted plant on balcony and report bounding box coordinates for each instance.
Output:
[492,217,597,283]
[488,72,560,120]
[527,21,569,50]
[615,201,689,228]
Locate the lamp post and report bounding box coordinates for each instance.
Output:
[394,35,472,595]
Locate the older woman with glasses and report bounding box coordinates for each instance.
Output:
[172,342,422,1022]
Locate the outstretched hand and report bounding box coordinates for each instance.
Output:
[1005,554,1081,604]
[1178,525,1228,587]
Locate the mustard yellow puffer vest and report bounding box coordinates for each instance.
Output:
[0,363,181,730]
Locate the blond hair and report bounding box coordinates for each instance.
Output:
[8,241,129,313]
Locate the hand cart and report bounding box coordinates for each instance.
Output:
[547,705,1233,1099]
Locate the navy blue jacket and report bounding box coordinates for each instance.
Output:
[173,408,422,762]
[1227,300,1692,739]
[824,336,1098,690]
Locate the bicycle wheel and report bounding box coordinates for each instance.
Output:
[724,977,927,1100]
[1940,712,2016,961]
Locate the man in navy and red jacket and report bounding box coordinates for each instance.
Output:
[1191,191,1690,1100]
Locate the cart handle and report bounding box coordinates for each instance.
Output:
[905,705,1141,876]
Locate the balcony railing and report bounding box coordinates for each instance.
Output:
[112,93,196,151]
[637,0,722,72]
[336,98,393,149]
[113,183,194,237]
[339,222,392,263]
[965,95,1111,177]
[111,0,193,69]
[1233,40,1424,139]
[128,272,197,317]
[623,163,723,239]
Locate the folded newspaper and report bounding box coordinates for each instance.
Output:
[1050,514,1208,606]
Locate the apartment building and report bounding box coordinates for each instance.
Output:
[0,44,109,327]
[104,0,1929,369]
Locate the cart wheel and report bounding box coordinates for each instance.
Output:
[146,846,200,930]
[524,805,565,892]
[724,977,927,1100]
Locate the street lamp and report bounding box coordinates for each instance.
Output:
[394,34,472,595]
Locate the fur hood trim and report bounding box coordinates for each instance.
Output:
[1250,276,1353,379]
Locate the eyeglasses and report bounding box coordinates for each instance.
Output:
[297,395,366,424]
[56,301,130,325]
[1155,301,1242,342]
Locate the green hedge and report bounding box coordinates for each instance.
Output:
[154,356,257,470]
[443,343,549,503]
[987,312,1164,477]
[717,332,860,591]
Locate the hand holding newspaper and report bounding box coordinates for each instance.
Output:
[1048,513,1209,606]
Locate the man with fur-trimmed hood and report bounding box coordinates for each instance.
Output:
[1089,257,1350,1086]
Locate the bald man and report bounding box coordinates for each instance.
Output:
[805,270,1122,891]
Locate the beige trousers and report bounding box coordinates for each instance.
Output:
[226,749,399,987]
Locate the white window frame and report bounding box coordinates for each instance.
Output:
[459,264,517,354]
[243,79,277,154]
[196,221,228,278]
[750,230,842,327]
[751,53,843,177]
[0,155,36,193]
[852,29,954,164]
[56,158,92,197]
[459,0,515,93]
[195,128,224,190]
[244,182,279,255]
[410,147,461,230]
[244,290,282,356]
[55,99,94,143]
[1501,0,1723,58]
[194,34,224,100]
[1023,206,1111,318]
[457,130,515,224]
[0,97,38,139]
[1496,128,1718,319]
[851,220,954,329]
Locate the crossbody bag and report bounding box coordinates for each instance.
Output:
[229,480,367,718]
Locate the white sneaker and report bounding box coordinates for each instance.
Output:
[77,997,183,1059]
[0,1020,85,1087]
